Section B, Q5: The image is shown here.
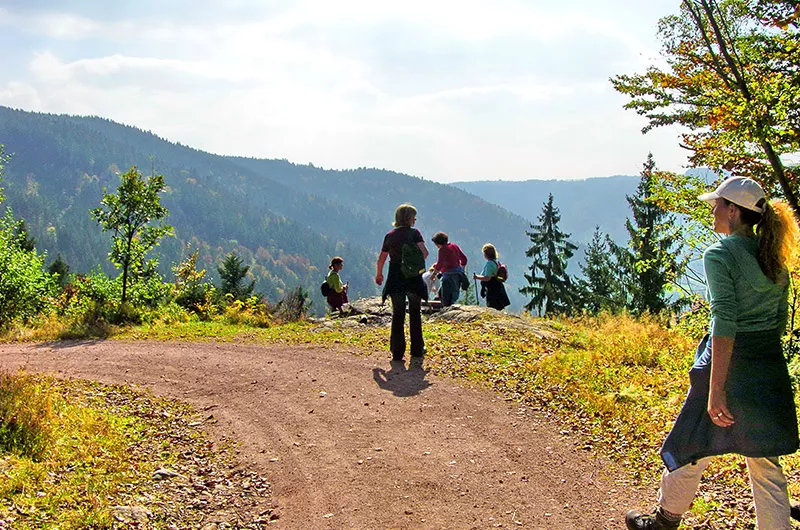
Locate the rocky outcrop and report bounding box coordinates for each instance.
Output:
[314,298,554,339]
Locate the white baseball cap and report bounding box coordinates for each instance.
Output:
[698,177,766,213]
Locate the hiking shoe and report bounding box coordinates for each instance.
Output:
[791,499,800,522]
[625,508,680,530]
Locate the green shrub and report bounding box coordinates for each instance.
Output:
[0,214,57,325]
[223,296,272,328]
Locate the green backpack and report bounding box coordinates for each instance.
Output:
[400,230,426,279]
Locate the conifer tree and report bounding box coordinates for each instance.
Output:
[13,219,36,252]
[48,254,70,289]
[577,226,622,313]
[520,194,578,316]
[217,252,255,302]
[622,154,685,314]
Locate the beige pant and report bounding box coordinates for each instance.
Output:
[658,456,790,530]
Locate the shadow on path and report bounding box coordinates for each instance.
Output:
[372,359,432,397]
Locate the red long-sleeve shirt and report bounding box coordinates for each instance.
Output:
[434,243,467,273]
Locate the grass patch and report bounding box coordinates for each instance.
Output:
[0,373,272,529]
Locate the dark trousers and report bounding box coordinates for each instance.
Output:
[440,272,461,307]
[389,291,424,359]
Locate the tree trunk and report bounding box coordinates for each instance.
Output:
[760,139,800,221]
[121,261,128,305]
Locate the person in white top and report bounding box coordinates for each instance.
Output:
[422,264,440,300]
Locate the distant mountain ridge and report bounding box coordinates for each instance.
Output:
[452,176,639,245]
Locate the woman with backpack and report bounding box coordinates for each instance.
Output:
[625,177,799,530]
[375,203,429,362]
[325,256,348,312]
[472,243,510,311]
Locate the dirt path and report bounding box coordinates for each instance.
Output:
[0,340,643,529]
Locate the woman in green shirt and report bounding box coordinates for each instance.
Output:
[626,177,799,530]
[326,257,348,312]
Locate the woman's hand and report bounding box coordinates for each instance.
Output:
[708,388,734,428]
[708,336,735,428]
[375,273,383,286]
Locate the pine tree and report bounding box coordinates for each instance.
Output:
[577,226,622,313]
[520,194,578,316]
[217,252,255,302]
[622,154,685,314]
[48,254,70,289]
[13,219,36,252]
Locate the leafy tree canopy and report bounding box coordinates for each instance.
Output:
[611,0,800,217]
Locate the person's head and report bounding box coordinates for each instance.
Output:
[329,256,344,271]
[482,243,497,261]
[700,177,766,235]
[699,177,798,282]
[431,232,448,247]
[393,203,417,228]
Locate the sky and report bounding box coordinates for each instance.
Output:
[0,1,690,183]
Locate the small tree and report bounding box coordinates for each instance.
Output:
[275,285,311,322]
[461,266,478,305]
[91,166,173,304]
[173,249,213,315]
[217,252,255,303]
[48,254,70,289]
[520,194,578,316]
[577,227,623,313]
[13,219,36,252]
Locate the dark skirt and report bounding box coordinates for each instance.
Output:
[481,279,510,310]
[660,331,799,471]
[327,290,348,311]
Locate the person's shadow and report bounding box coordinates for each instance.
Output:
[372,359,432,397]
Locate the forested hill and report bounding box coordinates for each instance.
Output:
[0,106,533,310]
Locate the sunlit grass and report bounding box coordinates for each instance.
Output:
[0,374,203,529]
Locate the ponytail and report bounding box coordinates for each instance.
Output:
[756,200,799,284]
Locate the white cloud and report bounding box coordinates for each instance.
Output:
[0,1,691,181]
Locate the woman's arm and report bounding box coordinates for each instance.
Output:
[375,251,388,285]
[709,335,735,427]
[418,242,429,260]
[703,245,737,428]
